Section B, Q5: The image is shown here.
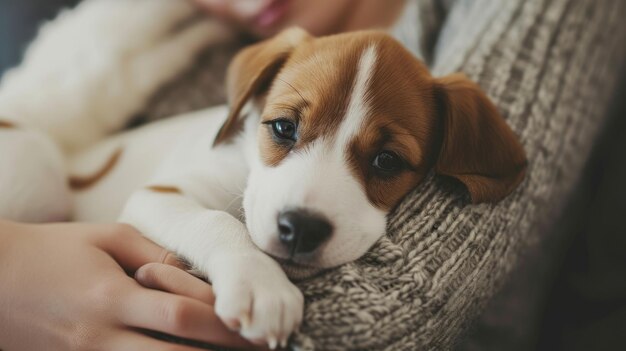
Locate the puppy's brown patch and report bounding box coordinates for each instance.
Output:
[0,120,15,128]
[345,35,440,210]
[69,148,123,191]
[146,185,182,194]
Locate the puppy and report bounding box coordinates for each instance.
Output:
[68,28,527,347]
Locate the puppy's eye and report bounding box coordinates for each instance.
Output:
[372,151,403,173]
[270,119,296,141]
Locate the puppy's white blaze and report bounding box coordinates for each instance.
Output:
[336,45,377,148]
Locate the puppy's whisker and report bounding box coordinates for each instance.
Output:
[277,77,308,110]
[211,176,245,198]
[223,193,244,213]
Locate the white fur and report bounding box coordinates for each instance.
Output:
[72,108,231,221]
[244,139,387,268]
[336,45,377,146]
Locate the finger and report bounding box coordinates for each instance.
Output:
[135,263,215,304]
[95,223,187,272]
[119,287,257,350]
[108,330,211,351]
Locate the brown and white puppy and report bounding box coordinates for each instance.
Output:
[69,27,526,348]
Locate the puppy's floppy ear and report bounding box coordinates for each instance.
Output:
[213,27,311,146]
[434,73,527,203]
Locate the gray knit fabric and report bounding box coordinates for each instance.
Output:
[138,0,626,350]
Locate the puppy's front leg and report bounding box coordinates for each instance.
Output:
[119,185,303,348]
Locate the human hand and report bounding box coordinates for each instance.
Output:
[0,220,257,351]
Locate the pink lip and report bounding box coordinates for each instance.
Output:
[253,0,290,29]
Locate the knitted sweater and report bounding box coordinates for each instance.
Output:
[1,0,625,350]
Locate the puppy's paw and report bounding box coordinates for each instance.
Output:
[210,252,303,348]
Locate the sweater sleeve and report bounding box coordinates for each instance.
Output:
[292,0,626,350]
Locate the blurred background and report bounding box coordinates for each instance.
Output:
[0,0,80,70]
[1,1,624,350]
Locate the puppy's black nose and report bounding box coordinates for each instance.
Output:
[277,210,332,256]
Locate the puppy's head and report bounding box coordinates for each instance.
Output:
[215,28,527,269]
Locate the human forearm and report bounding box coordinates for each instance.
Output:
[0,220,18,263]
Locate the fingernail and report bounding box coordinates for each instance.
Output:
[280,338,288,348]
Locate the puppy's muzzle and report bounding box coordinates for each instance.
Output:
[277,209,332,257]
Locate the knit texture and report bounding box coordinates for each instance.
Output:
[137,0,626,349]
